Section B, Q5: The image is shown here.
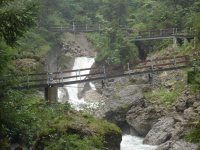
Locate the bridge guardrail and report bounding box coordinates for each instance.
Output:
[9,54,200,89]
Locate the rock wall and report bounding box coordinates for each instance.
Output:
[45,32,95,73]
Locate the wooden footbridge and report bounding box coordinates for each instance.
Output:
[50,23,196,41]
[11,55,199,90]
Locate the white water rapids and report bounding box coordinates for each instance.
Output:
[58,57,157,150]
[121,135,158,150]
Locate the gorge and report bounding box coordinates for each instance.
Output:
[47,32,199,150]
[1,0,200,149]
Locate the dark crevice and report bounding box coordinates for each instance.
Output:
[135,41,146,60]
[117,120,130,135]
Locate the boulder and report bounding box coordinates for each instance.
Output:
[126,105,161,136]
[84,89,101,102]
[143,116,175,145]
[102,84,145,124]
[77,82,91,99]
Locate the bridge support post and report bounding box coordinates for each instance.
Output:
[173,37,178,48]
[44,87,58,107]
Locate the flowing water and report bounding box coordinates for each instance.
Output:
[58,57,157,150]
[120,135,158,150]
[58,57,98,109]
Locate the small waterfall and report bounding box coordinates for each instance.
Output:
[58,57,98,109]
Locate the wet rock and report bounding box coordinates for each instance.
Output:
[130,126,140,136]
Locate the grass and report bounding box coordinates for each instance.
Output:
[143,80,187,106]
[114,96,121,100]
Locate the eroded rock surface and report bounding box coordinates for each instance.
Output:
[126,105,161,136]
[143,116,175,145]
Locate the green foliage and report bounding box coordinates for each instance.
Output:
[101,0,129,24]
[120,104,129,111]
[127,0,195,30]
[187,2,200,39]
[33,110,121,150]
[185,120,200,149]
[87,31,139,65]
[0,2,40,47]
[143,80,186,104]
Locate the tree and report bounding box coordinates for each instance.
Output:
[0,0,40,47]
[0,0,40,147]
[101,0,129,25]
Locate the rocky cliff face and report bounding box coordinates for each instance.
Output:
[45,32,95,73]
[93,46,200,149]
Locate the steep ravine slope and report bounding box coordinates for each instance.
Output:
[93,46,200,149]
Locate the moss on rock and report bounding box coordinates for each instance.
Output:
[33,110,122,150]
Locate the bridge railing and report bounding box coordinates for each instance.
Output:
[50,23,197,39]
[50,24,105,33]
[10,54,200,89]
[125,28,196,39]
